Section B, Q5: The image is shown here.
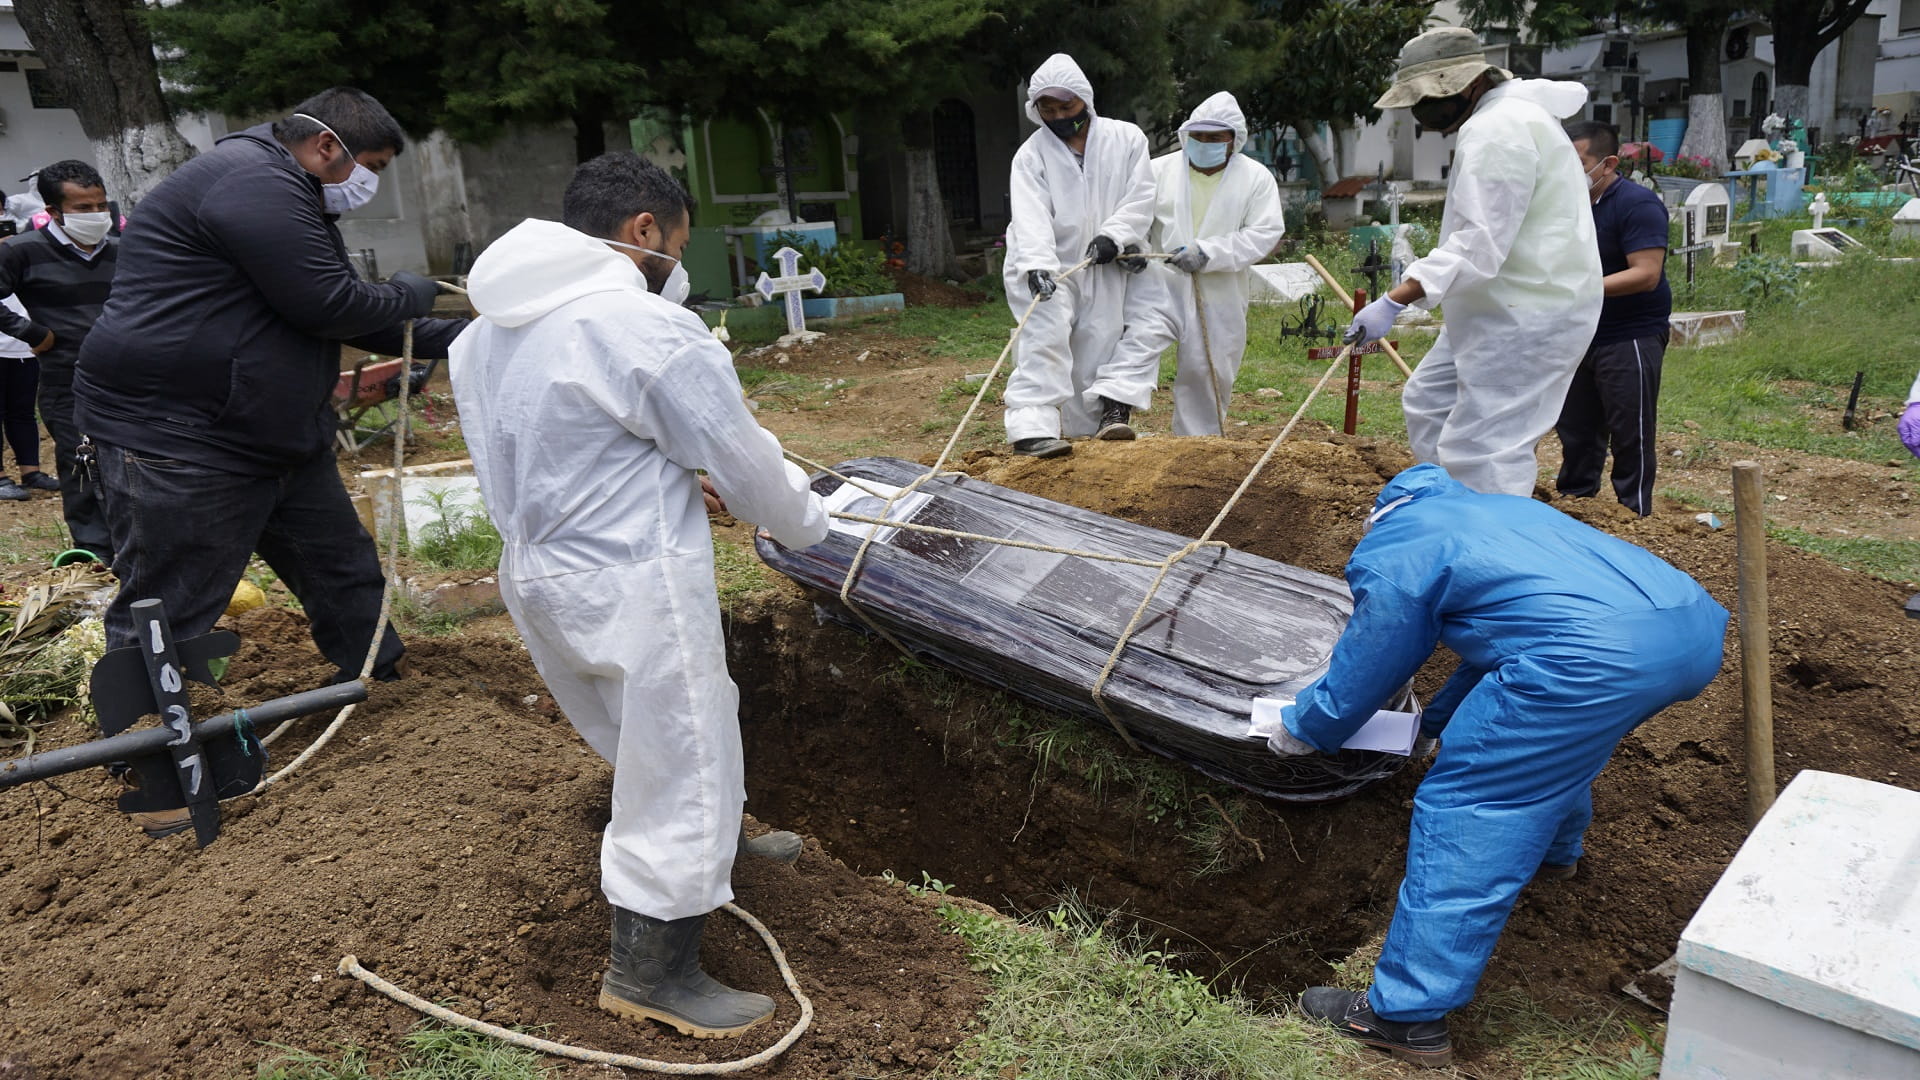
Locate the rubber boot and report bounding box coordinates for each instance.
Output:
[600,908,775,1039]
[740,826,803,865]
[1011,436,1071,459]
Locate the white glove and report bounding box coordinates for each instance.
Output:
[1343,295,1405,345]
[1169,244,1210,274]
[1268,726,1319,757]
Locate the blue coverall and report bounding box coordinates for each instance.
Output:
[1283,464,1726,1021]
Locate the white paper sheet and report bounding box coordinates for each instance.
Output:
[1249,697,1422,757]
[823,480,932,545]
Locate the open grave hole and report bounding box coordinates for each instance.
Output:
[735,436,1920,1011]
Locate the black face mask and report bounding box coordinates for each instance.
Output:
[1411,94,1472,133]
[1044,110,1089,139]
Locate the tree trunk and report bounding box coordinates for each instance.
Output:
[1300,122,1347,187]
[1770,0,1872,129]
[1677,11,1729,170]
[1774,84,1810,130]
[14,0,195,207]
[903,145,957,280]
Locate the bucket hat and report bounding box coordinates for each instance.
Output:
[1374,27,1507,109]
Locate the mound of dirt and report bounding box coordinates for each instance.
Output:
[886,268,990,309]
[0,618,984,1078]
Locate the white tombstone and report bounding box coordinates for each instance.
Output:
[1733,138,1773,169]
[1893,198,1920,242]
[1809,192,1830,230]
[1662,771,1920,1079]
[1683,183,1732,261]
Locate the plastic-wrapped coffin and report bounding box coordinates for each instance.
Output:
[754,457,1410,802]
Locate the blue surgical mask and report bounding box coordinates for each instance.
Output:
[1185,138,1230,169]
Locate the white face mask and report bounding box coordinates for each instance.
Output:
[59,211,112,247]
[294,112,381,213]
[605,238,691,305]
[324,163,380,213]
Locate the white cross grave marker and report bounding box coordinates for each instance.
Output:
[1383,181,1405,228]
[1809,191,1830,230]
[754,245,828,341]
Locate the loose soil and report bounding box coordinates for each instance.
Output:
[2,315,1917,1077]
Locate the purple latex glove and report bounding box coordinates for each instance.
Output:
[1901,401,1920,459]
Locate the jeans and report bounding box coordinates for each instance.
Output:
[37,376,112,559]
[96,442,402,682]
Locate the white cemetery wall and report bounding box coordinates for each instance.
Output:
[455,121,632,260]
[336,149,431,276]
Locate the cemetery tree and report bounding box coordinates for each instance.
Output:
[13,0,197,205]
[1669,1,1740,172]
[1768,0,1874,126]
[640,0,1001,279]
[1454,0,1611,45]
[1236,0,1433,185]
[149,0,645,161]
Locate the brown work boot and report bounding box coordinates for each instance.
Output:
[600,908,775,1039]
[129,807,192,839]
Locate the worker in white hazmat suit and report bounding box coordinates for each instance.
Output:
[1343,27,1602,497]
[449,152,828,1040]
[1111,91,1286,435]
[1001,53,1160,458]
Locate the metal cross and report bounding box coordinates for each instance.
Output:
[1352,239,1388,299]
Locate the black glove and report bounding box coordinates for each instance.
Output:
[1117,243,1149,275]
[1085,235,1120,265]
[390,270,440,319]
[1026,269,1057,301]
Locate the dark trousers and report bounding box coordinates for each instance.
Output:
[36,376,112,560]
[1555,333,1665,517]
[96,442,402,682]
[1,357,39,472]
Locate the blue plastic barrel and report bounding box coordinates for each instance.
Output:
[1648,118,1688,161]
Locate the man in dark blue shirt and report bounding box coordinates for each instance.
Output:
[1555,122,1671,517]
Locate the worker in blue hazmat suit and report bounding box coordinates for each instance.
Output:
[1274,463,1725,1069]
[1001,53,1160,458]
[1344,28,1602,496]
[1111,91,1286,435]
[450,153,828,1040]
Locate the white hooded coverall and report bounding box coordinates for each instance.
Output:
[449,219,828,920]
[1002,53,1162,442]
[1399,79,1603,496]
[1115,91,1286,435]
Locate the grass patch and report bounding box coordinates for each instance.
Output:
[713,534,776,608]
[1764,527,1920,584]
[258,1023,553,1079]
[1656,488,1920,585]
[1455,988,1663,1080]
[930,891,1349,1080]
[0,519,74,567]
[408,488,502,571]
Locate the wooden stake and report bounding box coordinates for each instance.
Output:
[1732,460,1776,826]
[1302,254,1415,378]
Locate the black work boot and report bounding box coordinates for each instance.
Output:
[1011,437,1072,459]
[1095,397,1135,440]
[1533,858,1579,882]
[740,826,802,865]
[1299,986,1452,1068]
[600,908,775,1039]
